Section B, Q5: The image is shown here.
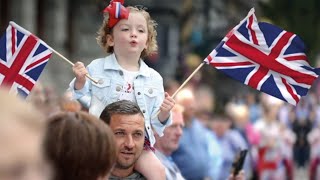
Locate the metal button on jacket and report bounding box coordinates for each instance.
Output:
[142,110,145,113]
[116,86,121,92]
[148,88,153,94]
[98,79,104,84]
[137,92,141,95]
[119,71,123,76]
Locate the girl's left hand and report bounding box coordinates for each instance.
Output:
[158,92,175,122]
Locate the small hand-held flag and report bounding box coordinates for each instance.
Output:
[0,21,52,98]
[152,8,320,118]
[0,21,98,98]
[204,8,320,105]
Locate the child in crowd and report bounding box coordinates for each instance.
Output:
[69,0,175,179]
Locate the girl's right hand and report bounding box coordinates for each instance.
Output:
[73,62,88,90]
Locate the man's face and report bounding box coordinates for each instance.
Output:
[109,114,145,169]
[211,120,230,137]
[157,111,184,155]
[178,96,195,123]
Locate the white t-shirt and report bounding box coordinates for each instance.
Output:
[119,67,139,103]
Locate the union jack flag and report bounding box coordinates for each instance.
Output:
[205,8,320,105]
[0,21,52,98]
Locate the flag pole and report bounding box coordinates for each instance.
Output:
[48,47,98,84]
[8,21,98,84]
[152,62,205,119]
[171,62,205,98]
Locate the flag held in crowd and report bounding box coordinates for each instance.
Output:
[204,8,320,105]
[0,21,52,98]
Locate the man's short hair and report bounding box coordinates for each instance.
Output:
[44,111,116,180]
[99,100,144,124]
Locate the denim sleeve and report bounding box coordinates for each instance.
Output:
[68,77,91,100]
[152,111,173,137]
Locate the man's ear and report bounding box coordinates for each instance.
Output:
[106,34,114,46]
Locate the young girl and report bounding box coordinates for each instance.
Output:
[69,0,175,179]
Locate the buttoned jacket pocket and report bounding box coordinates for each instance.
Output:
[91,78,111,102]
[144,86,159,98]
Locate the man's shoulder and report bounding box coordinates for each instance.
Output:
[109,171,146,180]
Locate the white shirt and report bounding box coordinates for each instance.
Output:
[119,67,138,103]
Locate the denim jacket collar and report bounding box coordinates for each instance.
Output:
[103,53,151,77]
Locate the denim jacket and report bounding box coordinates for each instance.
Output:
[69,53,172,146]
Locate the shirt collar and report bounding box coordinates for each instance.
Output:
[103,53,150,77]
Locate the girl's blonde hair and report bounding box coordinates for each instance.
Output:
[97,6,158,58]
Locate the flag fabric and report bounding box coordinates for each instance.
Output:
[0,21,52,98]
[204,8,320,105]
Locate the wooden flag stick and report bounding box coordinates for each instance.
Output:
[48,47,98,84]
[9,21,98,84]
[171,62,205,98]
[152,62,205,119]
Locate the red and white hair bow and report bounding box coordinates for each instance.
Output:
[103,0,129,28]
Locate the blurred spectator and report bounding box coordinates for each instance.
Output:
[279,123,296,180]
[154,104,186,180]
[28,82,60,115]
[0,88,51,180]
[59,90,82,112]
[278,103,295,128]
[182,53,203,89]
[226,102,258,179]
[164,78,181,96]
[308,123,320,180]
[99,100,146,179]
[292,98,313,168]
[210,112,251,180]
[228,103,260,147]
[309,91,320,128]
[44,111,116,180]
[171,88,221,180]
[194,85,215,126]
[27,82,46,110]
[245,92,262,124]
[194,85,223,178]
[254,99,289,180]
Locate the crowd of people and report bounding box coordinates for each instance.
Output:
[2,0,320,180]
[5,78,320,180]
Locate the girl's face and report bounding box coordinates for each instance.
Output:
[107,12,148,57]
